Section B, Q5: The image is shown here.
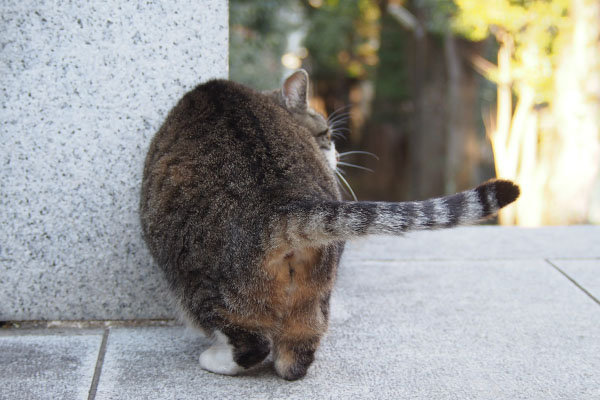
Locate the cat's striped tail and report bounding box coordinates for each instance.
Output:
[276,179,520,247]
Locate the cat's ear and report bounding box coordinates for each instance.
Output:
[282,69,309,112]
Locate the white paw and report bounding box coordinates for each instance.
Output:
[199,331,244,376]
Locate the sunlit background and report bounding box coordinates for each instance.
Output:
[230,0,600,226]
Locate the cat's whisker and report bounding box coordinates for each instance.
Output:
[337,162,373,173]
[330,126,348,135]
[331,134,347,142]
[329,122,349,132]
[329,116,350,126]
[327,105,352,122]
[331,127,349,136]
[334,171,353,199]
[330,130,348,139]
[328,113,350,125]
[329,124,350,135]
[328,114,351,125]
[328,117,349,129]
[331,103,353,113]
[335,170,358,201]
[331,113,349,120]
[338,151,380,160]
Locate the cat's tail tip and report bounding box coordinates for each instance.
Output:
[483,179,520,209]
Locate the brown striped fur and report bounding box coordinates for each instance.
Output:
[140,70,519,380]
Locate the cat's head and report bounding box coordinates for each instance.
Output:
[265,70,337,171]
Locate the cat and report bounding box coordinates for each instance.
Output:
[140,69,520,380]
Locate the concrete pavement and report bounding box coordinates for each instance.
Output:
[1,227,599,399]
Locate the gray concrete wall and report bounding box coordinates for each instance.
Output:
[1,0,228,320]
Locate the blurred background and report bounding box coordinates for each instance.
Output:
[229,0,600,226]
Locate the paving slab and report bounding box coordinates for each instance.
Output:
[94,258,600,400]
[550,259,600,302]
[0,330,103,400]
[344,226,600,261]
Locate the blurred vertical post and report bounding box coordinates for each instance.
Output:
[444,33,482,195]
[387,0,448,201]
[491,30,515,224]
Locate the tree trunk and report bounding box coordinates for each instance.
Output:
[352,5,414,201]
[411,34,448,200]
[444,34,484,194]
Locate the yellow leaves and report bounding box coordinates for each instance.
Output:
[453,0,518,40]
[345,0,380,78]
[359,0,381,21]
[453,0,571,104]
[453,0,569,43]
[346,60,367,78]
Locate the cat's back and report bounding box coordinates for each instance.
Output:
[140,79,338,264]
[145,79,334,194]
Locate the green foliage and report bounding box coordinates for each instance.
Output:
[229,0,299,90]
[374,11,411,104]
[302,0,380,80]
[414,0,457,35]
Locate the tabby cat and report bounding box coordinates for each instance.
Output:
[140,70,519,380]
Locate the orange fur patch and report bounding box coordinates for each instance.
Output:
[217,245,332,341]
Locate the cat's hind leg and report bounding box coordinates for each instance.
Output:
[272,290,331,380]
[199,327,270,375]
[273,335,321,381]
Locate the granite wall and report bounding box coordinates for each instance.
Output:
[1,0,228,320]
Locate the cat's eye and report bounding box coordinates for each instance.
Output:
[316,129,329,138]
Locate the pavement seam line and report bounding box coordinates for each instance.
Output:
[88,327,110,400]
[345,256,600,263]
[546,259,600,307]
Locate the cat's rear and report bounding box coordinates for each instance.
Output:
[140,71,519,381]
[141,77,345,380]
